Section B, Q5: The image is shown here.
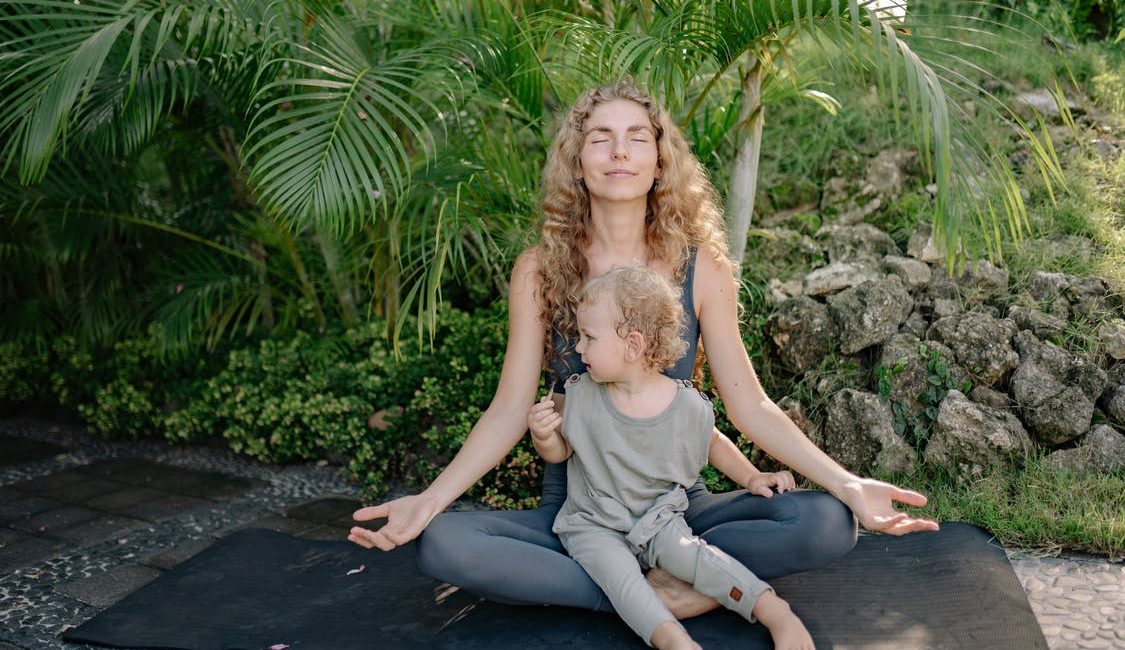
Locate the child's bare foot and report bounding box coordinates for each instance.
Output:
[647,567,719,619]
[752,590,815,650]
[650,619,703,650]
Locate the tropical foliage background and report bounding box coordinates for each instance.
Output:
[1,1,1123,549]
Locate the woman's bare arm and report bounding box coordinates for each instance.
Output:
[694,250,938,535]
[349,249,547,550]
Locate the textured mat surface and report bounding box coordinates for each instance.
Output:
[66,522,1046,649]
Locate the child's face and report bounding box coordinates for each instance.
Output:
[575,295,628,383]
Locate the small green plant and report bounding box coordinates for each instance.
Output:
[0,341,49,412]
[882,347,972,453]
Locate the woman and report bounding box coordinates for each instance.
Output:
[349,81,938,617]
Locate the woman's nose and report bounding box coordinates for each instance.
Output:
[612,140,628,159]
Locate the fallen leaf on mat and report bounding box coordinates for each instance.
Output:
[345,564,366,576]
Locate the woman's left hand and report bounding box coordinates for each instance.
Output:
[837,477,940,536]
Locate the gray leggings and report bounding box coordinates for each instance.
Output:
[416,463,858,613]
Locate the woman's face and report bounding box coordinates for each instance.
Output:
[577,99,661,205]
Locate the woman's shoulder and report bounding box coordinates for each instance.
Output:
[510,246,544,295]
[691,244,738,300]
[514,245,543,272]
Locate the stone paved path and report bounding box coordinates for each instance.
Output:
[0,417,1121,649]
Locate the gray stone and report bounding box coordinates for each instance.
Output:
[878,334,969,419]
[970,385,1011,411]
[1098,320,1125,360]
[926,265,962,300]
[828,276,913,354]
[932,298,962,319]
[10,505,100,535]
[860,148,917,199]
[1013,89,1080,120]
[835,197,883,225]
[52,514,148,546]
[754,228,823,268]
[817,223,900,264]
[0,495,61,524]
[1044,425,1125,474]
[1029,271,1071,301]
[283,496,364,526]
[1032,234,1097,265]
[142,537,215,570]
[122,494,212,522]
[925,390,1034,475]
[1100,384,1125,427]
[928,312,1020,386]
[906,222,945,263]
[1010,330,1107,446]
[899,310,929,339]
[1008,305,1067,339]
[962,259,1009,300]
[823,389,917,475]
[1069,276,1110,318]
[0,535,67,573]
[766,297,839,373]
[882,255,931,291]
[767,277,804,303]
[820,176,850,209]
[777,396,813,437]
[53,564,162,608]
[802,261,882,297]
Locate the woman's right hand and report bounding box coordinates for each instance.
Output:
[348,493,441,551]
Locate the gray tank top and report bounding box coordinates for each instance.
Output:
[547,248,700,393]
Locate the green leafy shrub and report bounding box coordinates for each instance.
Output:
[46,327,218,439]
[170,328,387,465]
[388,303,544,508]
[0,341,49,412]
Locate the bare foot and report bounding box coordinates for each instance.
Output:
[647,568,720,619]
[752,590,815,650]
[650,620,703,650]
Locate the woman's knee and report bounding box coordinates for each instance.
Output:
[415,511,477,583]
[796,491,857,560]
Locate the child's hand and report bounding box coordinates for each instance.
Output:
[746,470,796,498]
[528,395,562,442]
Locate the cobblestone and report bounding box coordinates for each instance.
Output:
[1009,550,1125,649]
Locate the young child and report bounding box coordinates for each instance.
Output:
[528,265,815,650]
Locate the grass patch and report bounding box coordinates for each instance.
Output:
[882,459,1125,559]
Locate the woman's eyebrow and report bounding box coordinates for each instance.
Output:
[584,125,654,136]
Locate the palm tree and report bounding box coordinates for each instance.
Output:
[0,0,1070,352]
[534,0,1067,265]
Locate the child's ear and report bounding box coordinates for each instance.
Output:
[625,331,646,362]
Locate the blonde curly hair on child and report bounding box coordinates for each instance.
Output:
[579,265,688,373]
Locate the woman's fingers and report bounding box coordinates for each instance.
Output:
[889,486,928,507]
[352,503,389,522]
[348,526,396,551]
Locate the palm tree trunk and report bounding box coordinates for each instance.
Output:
[250,240,275,329]
[274,223,327,332]
[727,58,764,266]
[315,226,359,326]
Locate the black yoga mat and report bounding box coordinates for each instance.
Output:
[66,522,1046,649]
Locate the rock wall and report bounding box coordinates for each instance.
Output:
[755,149,1125,477]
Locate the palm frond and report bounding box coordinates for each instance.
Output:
[0,0,276,181]
[244,15,461,233]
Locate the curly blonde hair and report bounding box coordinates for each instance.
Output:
[580,265,688,372]
[537,80,732,362]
